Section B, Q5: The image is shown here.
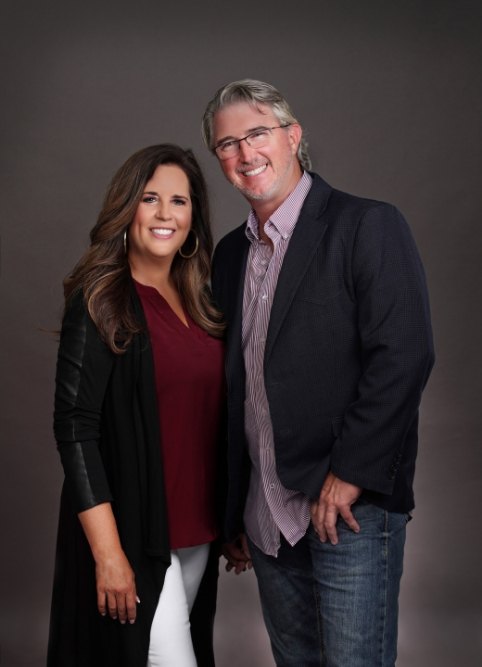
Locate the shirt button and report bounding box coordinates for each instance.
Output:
[269,483,275,489]
[261,294,268,301]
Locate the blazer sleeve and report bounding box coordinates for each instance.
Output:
[54,292,115,512]
[330,203,435,493]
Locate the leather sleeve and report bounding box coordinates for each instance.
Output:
[54,292,115,512]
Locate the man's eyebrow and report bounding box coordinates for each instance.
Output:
[216,125,271,144]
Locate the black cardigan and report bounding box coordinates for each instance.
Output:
[47,287,218,667]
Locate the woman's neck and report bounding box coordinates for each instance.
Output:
[128,256,174,293]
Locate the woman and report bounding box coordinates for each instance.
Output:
[47,144,225,667]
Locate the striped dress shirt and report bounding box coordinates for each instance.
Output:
[242,171,313,557]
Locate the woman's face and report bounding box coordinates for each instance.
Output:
[128,164,193,267]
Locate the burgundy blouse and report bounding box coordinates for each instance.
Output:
[134,280,225,549]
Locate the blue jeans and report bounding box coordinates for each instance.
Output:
[248,500,408,667]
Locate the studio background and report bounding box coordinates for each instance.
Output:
[1,1,481,665]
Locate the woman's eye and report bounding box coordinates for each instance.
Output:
[172,198,187,206]
[142,196,157,203]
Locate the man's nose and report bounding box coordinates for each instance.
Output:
[238,138,256,161]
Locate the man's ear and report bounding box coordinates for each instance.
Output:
[287,123,303,154]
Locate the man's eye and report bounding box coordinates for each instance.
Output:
[220,140,236,152]
[249,130,268,140]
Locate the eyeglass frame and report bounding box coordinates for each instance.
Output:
[213,124,292,160]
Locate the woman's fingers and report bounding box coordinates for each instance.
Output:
[97,587,138,624]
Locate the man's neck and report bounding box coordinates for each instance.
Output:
[251,168,304,242]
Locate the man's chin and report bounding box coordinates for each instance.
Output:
[234,183,275,202]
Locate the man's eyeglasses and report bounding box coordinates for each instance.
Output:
[213,124,291,160]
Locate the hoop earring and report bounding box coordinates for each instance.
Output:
[123,230,127,254]
[179,230,199,259]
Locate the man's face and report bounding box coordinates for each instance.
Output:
[212,102,302,211]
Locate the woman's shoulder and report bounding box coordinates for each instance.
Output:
[62,288,89,324]
[61,289,106,349]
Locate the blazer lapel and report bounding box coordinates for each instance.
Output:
[265,176,332,363]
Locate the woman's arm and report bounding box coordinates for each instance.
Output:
[54,293,114,509]
[54,293,138,622]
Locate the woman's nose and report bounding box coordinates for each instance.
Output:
[155,204,171,220]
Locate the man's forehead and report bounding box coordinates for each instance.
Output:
[213,102,276,135]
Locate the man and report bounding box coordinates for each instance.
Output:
[202,79,434,667]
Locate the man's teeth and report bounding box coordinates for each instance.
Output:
[152,228,174,236]
[244,164,267,177]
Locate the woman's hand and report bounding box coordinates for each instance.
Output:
[78,502,140,624]
[95,550,139,624]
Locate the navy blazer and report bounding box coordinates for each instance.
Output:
[212,174,434,541]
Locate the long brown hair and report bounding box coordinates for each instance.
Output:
[64,144,224,353]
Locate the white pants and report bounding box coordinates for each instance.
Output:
[147,543,210,667]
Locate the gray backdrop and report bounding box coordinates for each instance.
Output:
[1,1,481,665]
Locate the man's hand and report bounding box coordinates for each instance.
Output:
[222,534,252,574]
[310,472,362,545]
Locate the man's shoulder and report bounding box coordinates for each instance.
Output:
[310,173,398,217]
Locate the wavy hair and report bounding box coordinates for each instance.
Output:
[64,144,224,353]
[202,78,312,171]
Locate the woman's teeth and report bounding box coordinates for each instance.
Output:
[152,228,174,237]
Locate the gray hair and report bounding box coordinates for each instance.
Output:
[201,79,312,171]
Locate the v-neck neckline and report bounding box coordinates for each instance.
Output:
[134,279,190,330]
